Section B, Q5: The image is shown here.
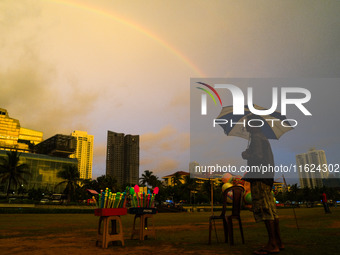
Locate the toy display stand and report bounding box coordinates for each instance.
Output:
[129,207,157,240]
[95,208,127,248]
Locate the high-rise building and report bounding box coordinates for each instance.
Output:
[0,108,43,151]
[70,130,94,179]
[106,131,139,186]
[124,134,139,185]
[34,134,76,157]
[106,132,125,184]
[19,127,43,145]
[296,148,328,188]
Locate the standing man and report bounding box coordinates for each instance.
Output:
[242,115,284,255]
[322,192,331,214]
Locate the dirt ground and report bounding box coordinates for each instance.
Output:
[1,209,339,255]
[0,215,256,255]
[0,235,200,255]
[0,225,231,255]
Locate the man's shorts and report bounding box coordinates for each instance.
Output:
[251,181,278,222]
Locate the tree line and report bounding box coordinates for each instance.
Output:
[1,151,339,205]
[0,152,223,204]
[275,183,340,206]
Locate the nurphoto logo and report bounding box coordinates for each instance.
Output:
[196,82,312,128]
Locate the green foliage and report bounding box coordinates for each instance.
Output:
[81,178,100,191]
[155,176,223,205]
[171,172,183,186]
[73,175,121,201]
[274,184,340,207]
[96,175,119,191]
[140,170,162,188]
[0,150,31,197]
[56,164,81,202]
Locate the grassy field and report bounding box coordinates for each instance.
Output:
[0,207,339,255]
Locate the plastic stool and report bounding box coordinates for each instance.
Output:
[131,214,156,240]
[96,215,124,248]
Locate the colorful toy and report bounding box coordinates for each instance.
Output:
[226,190,234,203]
[129,187,135,207]
[221,173,253,204]
[221,173,232,183]
[127,186,159,208]
[147,193,151,207]
[222,182,233,192]
[121,192,127,208]
[231,175,245,186]
[134,185,140,207]
[96,188,127,209]
[149,187,159,207]
[244,192,252,204]
[98,192,102,208]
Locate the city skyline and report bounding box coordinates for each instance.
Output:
[1,1,339,181]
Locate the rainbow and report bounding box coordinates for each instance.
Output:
[49,0,205,77]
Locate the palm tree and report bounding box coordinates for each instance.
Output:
[149,175,162,188]
[56,164,81,202]
[200,180,213,203]
[0,150,30,198]
[183,175,197,189]
[183,175,198,204]
[171,172,183,186]
[140,170,155,187]
[97,175,119,192]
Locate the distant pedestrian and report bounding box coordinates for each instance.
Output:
[322,192,331,214]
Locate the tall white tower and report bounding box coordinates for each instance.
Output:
[71,130,94,179]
